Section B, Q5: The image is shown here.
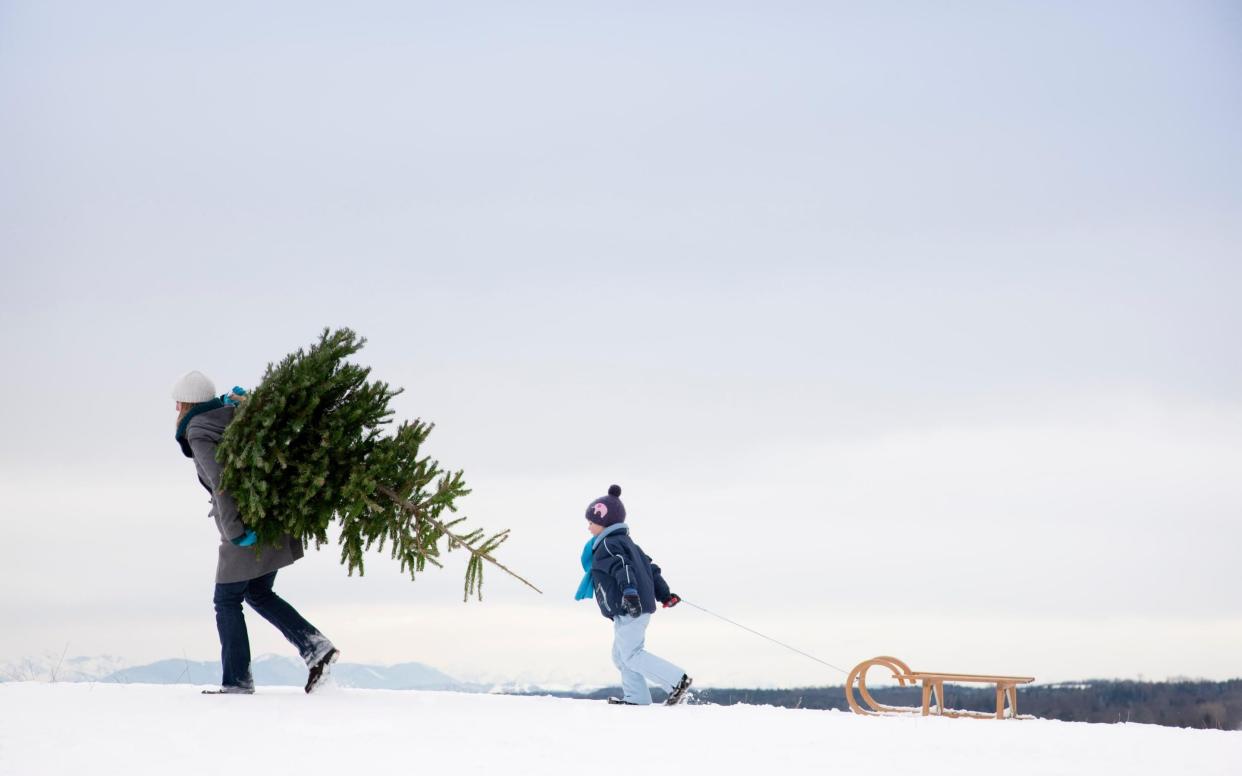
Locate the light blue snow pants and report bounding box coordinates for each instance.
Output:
[611,613,685,705]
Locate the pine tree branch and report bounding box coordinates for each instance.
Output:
[360,496,445,569]
[377,485,544,598]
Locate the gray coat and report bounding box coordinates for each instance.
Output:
[184,405,304,584]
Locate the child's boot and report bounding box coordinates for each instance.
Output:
[665,674,693,705]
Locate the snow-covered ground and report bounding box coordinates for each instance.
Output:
[1,682,1237,775]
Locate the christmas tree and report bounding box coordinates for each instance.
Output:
[216,327,539,601]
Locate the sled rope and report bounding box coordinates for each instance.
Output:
[681,599,848,676]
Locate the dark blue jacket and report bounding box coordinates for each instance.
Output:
[589,525,672,620]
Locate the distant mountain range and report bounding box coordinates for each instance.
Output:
[0,655,131,684]
[0,654,476,692]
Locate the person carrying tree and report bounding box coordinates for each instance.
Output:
[172,370,339,695]
[575,484,692,706]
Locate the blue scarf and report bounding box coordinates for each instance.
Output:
[574,524,628,600]
[573,538,595,600]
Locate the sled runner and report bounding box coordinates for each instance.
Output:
[845,655,1034,719]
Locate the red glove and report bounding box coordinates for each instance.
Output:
[662,593,681,608]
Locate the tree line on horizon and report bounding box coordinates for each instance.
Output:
[543,678,1242,730]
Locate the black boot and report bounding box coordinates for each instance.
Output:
[202,685,254,695]
[305,648,339,693]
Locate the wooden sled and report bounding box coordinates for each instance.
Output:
[845,655,1034,719]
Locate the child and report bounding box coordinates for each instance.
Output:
[575,484,692,705]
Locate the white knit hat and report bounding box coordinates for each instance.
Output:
[171,370,217,403]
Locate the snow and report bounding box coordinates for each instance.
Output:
[1,682,1238,775]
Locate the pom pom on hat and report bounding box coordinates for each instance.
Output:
[586,484,627,526]
[172,370,217,403]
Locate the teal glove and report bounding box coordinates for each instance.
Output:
[231,529,257,547]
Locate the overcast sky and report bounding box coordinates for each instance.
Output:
[2,1,1240,688]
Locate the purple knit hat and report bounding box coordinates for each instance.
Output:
[585,484,626,527]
